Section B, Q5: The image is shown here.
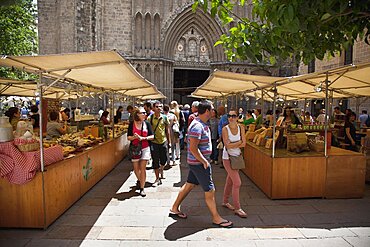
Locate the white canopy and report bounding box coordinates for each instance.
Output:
[191,63,370,100]
[191,70,285,98]
[0,78,78,99]
[0,50,165,99]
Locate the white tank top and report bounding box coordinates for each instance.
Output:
[222,125,241,159]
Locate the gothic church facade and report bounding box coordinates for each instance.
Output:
[37,0,278,102]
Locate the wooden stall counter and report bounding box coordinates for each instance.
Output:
[0,133,129,228]
[243,142,365,200]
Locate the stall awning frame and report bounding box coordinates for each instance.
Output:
[0,50,165,99]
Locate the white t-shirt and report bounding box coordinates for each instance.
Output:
[222,125,241,159]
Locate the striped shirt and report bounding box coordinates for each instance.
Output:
[187,117,212,165]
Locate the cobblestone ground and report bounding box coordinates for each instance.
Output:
[1,151,370,247]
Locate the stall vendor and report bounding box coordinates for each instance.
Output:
[282,106,301,126]
[59,107,70,122]
[243,110,255,126]
[100,110,110,125]
[5,107,20,130]
[345,112,357,151]
[254,108,263,129]
[47,111,67,139]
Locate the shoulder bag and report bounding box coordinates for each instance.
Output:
[228,125,245,170]
[129,122,143,159]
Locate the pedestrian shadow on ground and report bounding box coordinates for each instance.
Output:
[164,217,209,241]
[113,182,154,201]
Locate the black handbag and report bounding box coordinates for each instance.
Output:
[129,122,143,159]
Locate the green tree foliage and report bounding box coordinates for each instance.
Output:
[193,0,370,65]
[0,0,38,79]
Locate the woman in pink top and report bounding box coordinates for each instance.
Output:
[127,107,154,197]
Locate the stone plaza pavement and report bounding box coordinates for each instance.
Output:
[1,152,370,247]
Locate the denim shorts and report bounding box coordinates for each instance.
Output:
[187,164,215,192]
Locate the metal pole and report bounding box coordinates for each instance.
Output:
[38,76,45,172]
[111,92,115,139]
[37,72,47,229]
[272,83,277,158]
[304,99,307,122]
[324,73,329,158]
[261,89,265,119]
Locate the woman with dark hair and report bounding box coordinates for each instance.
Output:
[282,107,301,126]
[5,107,20,130]
[30,105,40,129]
[100,111,110,125]
[127,107,154,197]
[243,110,255,127]
[60,107,70,122]
[115,106,123,124]
[254,108,263,129]
[344,112,357,151]
[221,109,247,218]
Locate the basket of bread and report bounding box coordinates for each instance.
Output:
[14,131,40,152]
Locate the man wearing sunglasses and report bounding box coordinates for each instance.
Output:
[149,101,170,186]
[170,100,233,228]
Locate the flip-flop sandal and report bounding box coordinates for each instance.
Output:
[212,220,233,228]
[222,202,235,211]
[169,211,187,219]
[234,209,248,218]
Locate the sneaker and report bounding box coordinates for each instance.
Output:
[139,189,146,197]
[158,179,162,185]
[214,161,218,165]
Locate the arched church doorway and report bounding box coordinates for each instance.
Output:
[173,68,209,105]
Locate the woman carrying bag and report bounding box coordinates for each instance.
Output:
[127,107,154,197]
[221,109,247,218]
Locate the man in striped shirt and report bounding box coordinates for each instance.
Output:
[170,100,233,228]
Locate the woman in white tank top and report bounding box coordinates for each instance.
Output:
[221,109,247,218]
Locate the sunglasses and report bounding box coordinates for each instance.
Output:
[139,112,146,114]
[227,114,238,118]
[155,105,163,108]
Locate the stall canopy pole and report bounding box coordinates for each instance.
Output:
[111,92,115,138]
[38,75,45,172]
[261,89,265,118]
[37,72,47,230]
[304,99,307,119]
[324,73,329,158]
[272,83,277,158]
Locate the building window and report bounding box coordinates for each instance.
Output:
[308,60,315,73]
[344,45,353,65]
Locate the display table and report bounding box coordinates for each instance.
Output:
[243,142,366,199]
[0,133,129,228]
[0,142,63,184]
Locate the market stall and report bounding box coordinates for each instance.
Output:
[192,63,369,199]
[0,51,165,228]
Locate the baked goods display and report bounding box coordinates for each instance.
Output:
[51,124,127,157]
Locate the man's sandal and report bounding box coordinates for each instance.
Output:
[169,210,187,219]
